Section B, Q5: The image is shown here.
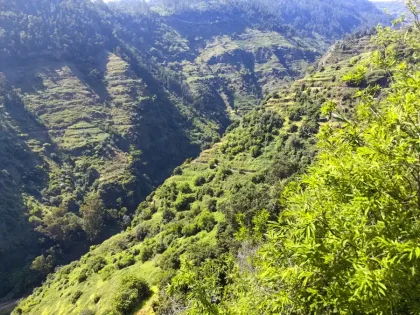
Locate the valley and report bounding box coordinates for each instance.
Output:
[4,0,416,314]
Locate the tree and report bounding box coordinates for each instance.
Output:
[80,194,105,241]
[31,254,55,275]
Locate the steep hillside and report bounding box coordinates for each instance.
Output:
[0,0,387,301]
[12,32,385,315]
[372,0,407,16]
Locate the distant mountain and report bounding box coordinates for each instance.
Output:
[371,0,407,16]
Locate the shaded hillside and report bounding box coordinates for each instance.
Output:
[149,0,388,40]
[372,0,408,16]
[0,0,387,300]
[11,33,387,315]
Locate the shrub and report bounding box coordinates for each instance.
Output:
[205,198,217,212]
[194,176,206,186]
[288,106,304,121]
[117,253,135,269]
[289,124,298,133]
[196,211,216,232]
[79,309,95,315]
[250,145,261,158]
[162,208,176,223]
[299,119,319,138]
[174,194,195,212]
[31,254,55,275]
[89,256,107,273]
[182,223,199,236]
[139,208,153,221]
[100,264,116,281]
[342,64,367,86]
[78,269,88,283]
[139,244,154,262]
[178,182,192,193]
[112,276,150,314]
[154,240,167,254]
[218,167,233,181]
[159,249,181,270]
[173,166,182,175]
[209,159,218,169]
[135,224,149,241]
[251,174,265,184]
[71,290,83,304]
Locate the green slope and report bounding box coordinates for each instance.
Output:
[12,32,383,315]
[0,0,388,301]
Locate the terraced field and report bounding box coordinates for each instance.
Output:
[13,34,381,315]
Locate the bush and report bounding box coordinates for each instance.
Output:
[182,223,199,236]
[205,198,217,212]
[342,64,367,86]
[135,224,149,241]
[174,194,195,211]
[196,211,216,232]
[251,174,265,184]
[113,276,150,315]
[89,256,107,273]
[117,253,135,269]
[71,290,83,304]
[79,309,95,315]
[162,208,176,223]
[173,166,182,175]
[218,167,233,181]
[139,244,154,262]
[139,208,153,221]
[100,264,116,281]
[289,124,299,133]
[159,249,181,270]
[288,106,304,121]
[78,269,88,283]
[299,119,319,138]
[154,240,167,254]
[178,182,192,193]
[194,176,206,186]
[209,159,218,169]
[250,145,261,158]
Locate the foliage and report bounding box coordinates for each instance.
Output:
[10,3,390,313]
[31,255,55,275]
[220,15,420,315]
[80,194,105,241]
[161,7,420,315]
[0,0,387,301]
[112,276,150,315]
[71,290,83,304]
[342,64,368,86]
